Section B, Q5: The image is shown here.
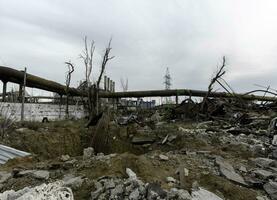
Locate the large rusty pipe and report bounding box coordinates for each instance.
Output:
[0,66,82,96]
[0,66,276,102]
[99,89,276,102]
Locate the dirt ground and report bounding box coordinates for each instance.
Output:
[0,110,272,200]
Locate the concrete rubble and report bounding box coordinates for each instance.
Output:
[1,99,277,199]
[0,181,74,200]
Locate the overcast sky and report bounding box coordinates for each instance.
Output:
[1,0,277,95]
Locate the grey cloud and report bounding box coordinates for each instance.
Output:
[1,0,277,94]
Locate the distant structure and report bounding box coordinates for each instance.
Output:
[164,67,172,90]
[163,67,172,104]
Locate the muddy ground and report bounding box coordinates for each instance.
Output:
[0,107,276,199]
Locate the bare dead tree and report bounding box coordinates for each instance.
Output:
[201,56,226,114]
[80,36,95,117]
[65,61,75,118]
[95,38,114,114]
[120,77,128,92]
[80,37,114,119]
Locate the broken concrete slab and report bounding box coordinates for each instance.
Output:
[159,154,169,161]
[264,181,277,200]
[191,187,223,200]
[126,168,137,180]
[83,147,94,160]
[63,174,84,190]
[0,172,11,184]
[167,188,191,200]
[18,170,49,180]
[253,169,274,180]
[252,157,275,168]
[215,157,247,186]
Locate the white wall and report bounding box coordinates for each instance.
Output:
[0,102,86,121]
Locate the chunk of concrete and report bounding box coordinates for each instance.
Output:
[167,188,192,200]
[166,177,176,183]
[129,188,140,200]
[33,170,50,180]
[19,170,49,180]
[83,147,94,160]
[126,168,137,180]
[0,172,11,184]
[253,169,274,180]
[63,174,84,190]
[159,154,169,161]
[215,157,247,186]
[61,155,70,162]
[147,183,167,199]
[191,187,223,200]
[252,157,275,168]
[264,181,277,200]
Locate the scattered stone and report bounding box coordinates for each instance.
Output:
[32,170,50,180]
[159,154,169,161]
[253,169,274,180]
[215,157,247,186]
[104,179,116,189]
[167,188,192,200]
[110,184,124,199]
[245,177,264,188]
[252,157,275,168]
[91,188,104,200]
[256,196,270,200]
[129,188,140,200]
[63,174,84,190]
[239,166,247,173]
[196,121,213,129]
[126,168,137,180]
[264,181,277,200]
[168,135,177,142]
[166,176,176,183]
[15,128,30,133]
[191,187,223,200]
[272,149,277,159]
[83,147,94,159]
[162,134,169,144]
[19,170,49,180]
[177,165,189,189]
[0,172,11,184]
[146,183,167,199]
[61,155,70,162]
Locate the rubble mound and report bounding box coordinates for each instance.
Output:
[0,181,73,200]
